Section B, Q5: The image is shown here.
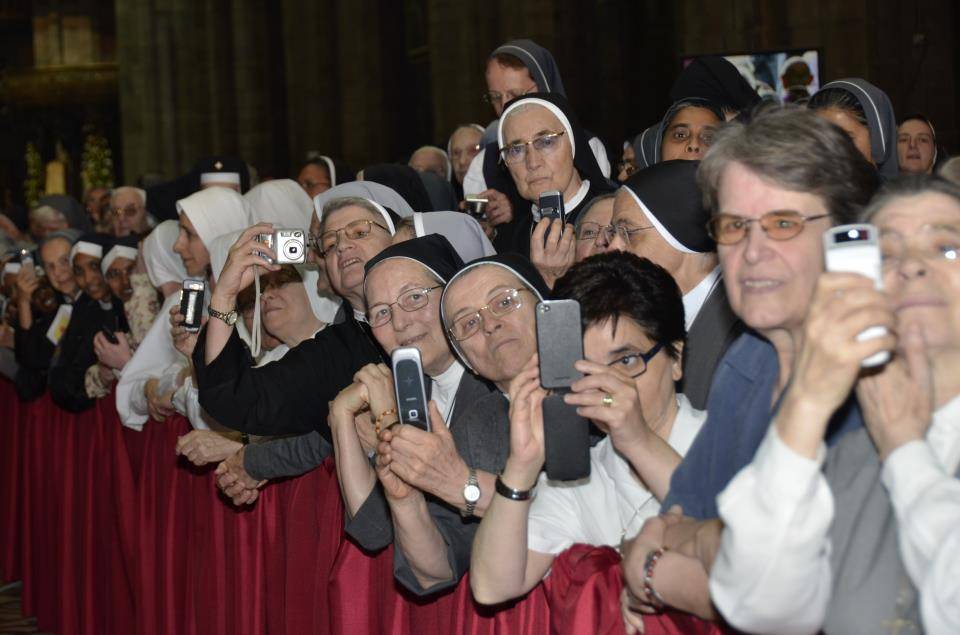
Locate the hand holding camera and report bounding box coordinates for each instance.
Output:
[212,223,281,309]
[563,359,651,451]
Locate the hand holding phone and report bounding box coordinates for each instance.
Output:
[537,190,566,246]
[391,347,431,432]
[179,278,206,332]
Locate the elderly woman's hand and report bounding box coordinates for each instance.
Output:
[500,356,547,491]
[94,330,132,370]
[210,223,280,308]
[856,322,933,461]
[353,363,397,429]
[175,430,243,466]
[375,433,416,503]
[530,218,576,288]
[145,377,175,422]
[376,401,468,506]
[478,188,513,227]
[565,359,651,451]
[169,303,206,358]
[216,447,267,505]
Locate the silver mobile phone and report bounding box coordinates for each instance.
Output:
[823,224,889,367]
[391,347,431,432]
[179,278,206,332]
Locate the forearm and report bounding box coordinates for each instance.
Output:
[203,290,236,364]
[627,552,716,620]
[390,494,454,589]
[331,413,377,517]
[774,391,834,459]
[432,468,497,518]
[17,299,32,330]
[469,460,540,604]
[244,431,331,481]
[616,431,683,503]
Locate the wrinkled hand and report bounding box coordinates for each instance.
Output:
[501,356,547,488]
[565,359,651,452]
[379,401,468,506]
[353,411,379,455]
[145,377,175,422]
[96,362,115,386]
[176,430,243,466]
[530,218,576,288]
[170,303,207,358]
[857,322,933,461]
[353,363,396,423]
[791,272,897,419]
[216,447,267,506]
[375,430,416,502]
[620,587,646,634]
[478,188,513,227]
[211,223,281,306]
[94,330,132,370]
[620,513,670,614]
[15,265,39,299]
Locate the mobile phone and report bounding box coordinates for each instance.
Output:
[19,248,33,267]
[464,197,489,220]
[823,224,890,368]
[391,347,431,432]
[538,190,566,244]
[102,321,119,345]
[536,299,583,389]
[179,278,206,333]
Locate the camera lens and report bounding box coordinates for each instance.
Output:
[284,241,303,259]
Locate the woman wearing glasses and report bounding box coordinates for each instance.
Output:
[469,251,705,613]
[493,92,617,260]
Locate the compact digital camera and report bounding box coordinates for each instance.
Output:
[257,229,307,264]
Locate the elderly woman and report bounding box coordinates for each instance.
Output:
[617,107,879,621]
[710,175,960,635]
[469,251,706,613]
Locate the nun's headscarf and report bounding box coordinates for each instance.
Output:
[573,193,616,233]
[418,172,459,212]
[70,233,113,264]
[812,78,898,178]
[498,93,615,196]
[411,212,496,263]
[313,181,415,226]
[175,187,255,248]
[621,160,714,254]
[101,235,139,275]
[653,98,725,164]
[305,154,356,187]
[364,234,465,297]
[490,39,567,97]
[142,221,187,289]
[362,164,435,213]
[244,179,314,227]
[39,228,83,253]
[38,194,92,233]
[632,124,659,170]
[440,253,549,371]
[670,56,761,115]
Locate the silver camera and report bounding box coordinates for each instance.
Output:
[257,229,306,264]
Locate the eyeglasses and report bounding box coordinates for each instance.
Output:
[113,203,143,219]
[880,225,960,270]
[500,131,566,165]
[606,342,663,378]
[450,144,481,160]
[612,221,655,244]
[314,219,388,255]
[576,222,616,245]
[482,85,538,107]
[706,211,831,245]
[368,285,442,328]
[448,288,530,342]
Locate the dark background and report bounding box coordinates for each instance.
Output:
[1,0,957,205]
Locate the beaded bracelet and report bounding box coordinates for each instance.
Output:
[374,408,398,436]
[642,547,669,610]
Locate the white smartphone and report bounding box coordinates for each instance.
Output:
[391,347,431,431]
[823,224,890,367]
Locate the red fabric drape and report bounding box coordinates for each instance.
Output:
[0,379,727,634]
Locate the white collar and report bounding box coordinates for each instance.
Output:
[431,360,465,425]
[531,180,591,221]
[682,266,721,331]
[353,309,368,324]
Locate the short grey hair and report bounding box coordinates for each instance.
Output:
[320,196,385,232]
[937,157,960,187]
[29,205,66,225]
[860,174,960,223]
[697,105,879,225]
[111,186,146,207]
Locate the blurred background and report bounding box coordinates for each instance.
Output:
[0,0,957,209]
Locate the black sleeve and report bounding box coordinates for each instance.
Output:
[48,309,97,413]
[242,431,333,481]
[344,483,394,552]
[14,312,56,371]
[14,365,47,401]
[193,321,382,438]
[392,499,477,596]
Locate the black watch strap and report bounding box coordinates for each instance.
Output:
[495,475,536,501]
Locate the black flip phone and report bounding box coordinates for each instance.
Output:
[536,299,590,481]
[179,278,206,332]
[538,190,566,245]
[102,320,119,345]
[391,347,431,432]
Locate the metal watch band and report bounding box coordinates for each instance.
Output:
[207,305,237,325]
[462,468,480,518]
[494,474,535,501]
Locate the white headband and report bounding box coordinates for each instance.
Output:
[200,172,241,186]
[623,187,698,255]
[498,98,575,158]
[101,245,139,275]
[70,241,103,263]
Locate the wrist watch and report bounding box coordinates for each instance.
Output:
[461,468,481,517]
[208,305,238,326]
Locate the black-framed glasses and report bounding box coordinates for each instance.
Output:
[315,219,388,255]
[612,221,655,244]
[448,288,530,342]
[576,222,616,245]
[368,285,442,328]
[606,342,663,378]
[706,211,831,245]
[481,85,538,107]
[499,131,566,165]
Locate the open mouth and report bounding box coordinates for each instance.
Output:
[339,257,362,272]
[400,333,427,347]
[740,278,784,293]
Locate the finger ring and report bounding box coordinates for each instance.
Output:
[602,393,614,408]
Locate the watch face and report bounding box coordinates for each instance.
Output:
[464,484,481,503]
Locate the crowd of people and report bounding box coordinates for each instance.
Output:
[1,37,959,635]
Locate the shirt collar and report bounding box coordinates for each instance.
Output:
[530,179,591,222]
[681,266,721,330]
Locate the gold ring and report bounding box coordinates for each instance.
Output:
[602,393,614,408]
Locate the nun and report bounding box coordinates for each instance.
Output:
[298,154,355,199]
[669,55,761,120]
[115,189,252,429]
[49,233,130,412]
[408,146,452,181]
[360,164,435,213]
[493,92,617,259]
[192,185,405,439]
[608,160,742,409]
[653,98,724,163]
[897,113,939,175]
[12,229,82,400]
[809,78,899,179]
[447,124,485,200]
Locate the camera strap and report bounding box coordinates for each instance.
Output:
[250,264,262,358]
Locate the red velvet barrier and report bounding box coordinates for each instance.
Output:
[0,381,726,634]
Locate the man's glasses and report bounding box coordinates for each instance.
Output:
[606,342,663,378]
[368,286,442,328]
[499,131,566,165]
[482,85,537,107]
[312,219,388,255]
[706,211,831,245]
[448,288,529,341]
